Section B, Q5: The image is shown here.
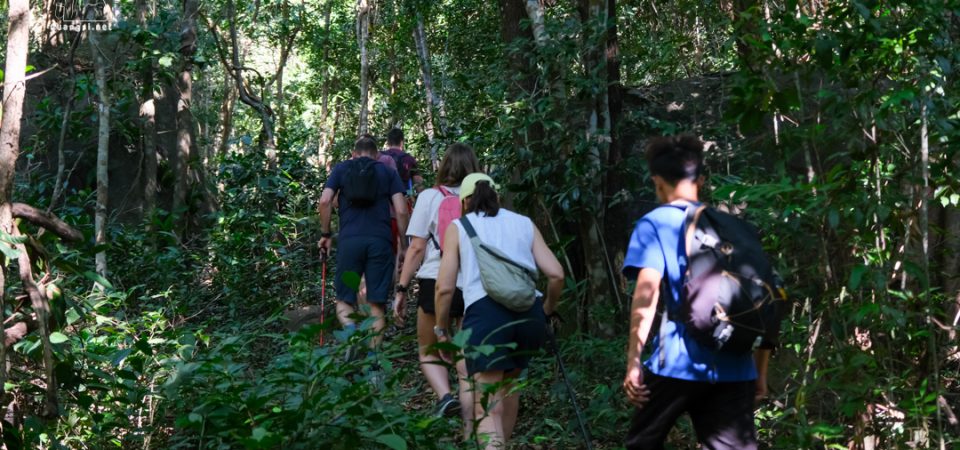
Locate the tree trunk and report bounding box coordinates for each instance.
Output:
[412,15,449,169]
[733,0,760,71]
[413,17,436,167]
[89,14,110,285]
[578,0,618,334]
[357,0,372,136]
[173,0,198,235]
[225,0,277,163]
[0,0,31,396]
[138,0,158,224]
[49,33,85,211]
[499,0,542,210]
[217,70,236,157]
[317,4,333,169]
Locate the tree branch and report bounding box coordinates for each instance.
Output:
[12,202,82,242]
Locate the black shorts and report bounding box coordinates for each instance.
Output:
[417,278,464,318]
[625,369,758,450]
[461,296,546,376]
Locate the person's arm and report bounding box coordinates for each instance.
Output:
[393,236,427,325]
[623,268,660,408]
[434,223,460,361]
[531,226,563,317]
[754,348,771,404]
[391,192,409,251]
[317,187,336,253]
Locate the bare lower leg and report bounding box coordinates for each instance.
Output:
[458,358,474,438]
[418,308,451,398]
[474,371,507,450]
[336,301,356,328]
[368,303,386,349]
[501,369,522,441]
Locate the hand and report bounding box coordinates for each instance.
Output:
[392,292,407,326]
[623,364,651,408]
[318,237,332,253]
[754,375,768,405]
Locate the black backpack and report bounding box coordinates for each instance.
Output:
[341,158,380,207]
[662,204,787,355]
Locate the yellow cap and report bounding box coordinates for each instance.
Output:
[459,173,498,201]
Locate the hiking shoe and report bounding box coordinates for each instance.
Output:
[433,393,461,418]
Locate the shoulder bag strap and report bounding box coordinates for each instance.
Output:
[459,214,479,239]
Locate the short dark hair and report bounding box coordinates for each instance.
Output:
[437,143,481,186]
[645,135,705,185]
[386,128,404,146]
[354,135,378,156]
[464,181,499,217]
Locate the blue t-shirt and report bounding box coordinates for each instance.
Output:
[324,157,405,244]
[622,203,757,383]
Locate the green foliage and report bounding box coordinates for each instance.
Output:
[163,325,454,449]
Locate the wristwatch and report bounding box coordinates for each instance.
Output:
[433,325,448,338]
[320,231,332,238]
[395,284,408,294]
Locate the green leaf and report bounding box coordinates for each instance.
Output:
[83,271,114,290]
[252,427,268,441]
[849,265,867,290]
[158,55,173,67]
[0,242,20,260]
[66,307,81,325]
[341,271,361,291]
[49,332,69,344]
[827,209,839,229]
[374,434,407,450]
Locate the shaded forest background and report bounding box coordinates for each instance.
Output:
[0,0,958,448]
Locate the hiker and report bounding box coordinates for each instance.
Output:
[380,127,424,195]
[433,173,564,450]
[318,135,409,350]
[621,135,771,450]
[381,128,422,280]
[393,143,481,423]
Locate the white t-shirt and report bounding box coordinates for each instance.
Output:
[407,185,460,279]
[454,209,537,312]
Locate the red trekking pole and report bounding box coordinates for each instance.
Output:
[319,248,328,345]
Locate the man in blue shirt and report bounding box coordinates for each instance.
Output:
[319,135,409,349]
[622,135,770,449]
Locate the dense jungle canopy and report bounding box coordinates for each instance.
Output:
[0,0,958,448]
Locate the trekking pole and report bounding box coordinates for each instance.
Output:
[545,324,593,450]
[319,248,328,346]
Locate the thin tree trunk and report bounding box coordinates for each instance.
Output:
[576,0,617,333]
[317,3,333,168]
[49,34,84,211]
[225,0,276,162]
[217,70,236,156]
[268,0,301,133]
[89,13,110,285]
[357,0,372,136]
[0,0,31,395]
[138,0,158,223]
[413,15,448,169]
[173,0,198,234]
[13,224,58,416]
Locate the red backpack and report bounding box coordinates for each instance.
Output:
[429,186,461,252]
